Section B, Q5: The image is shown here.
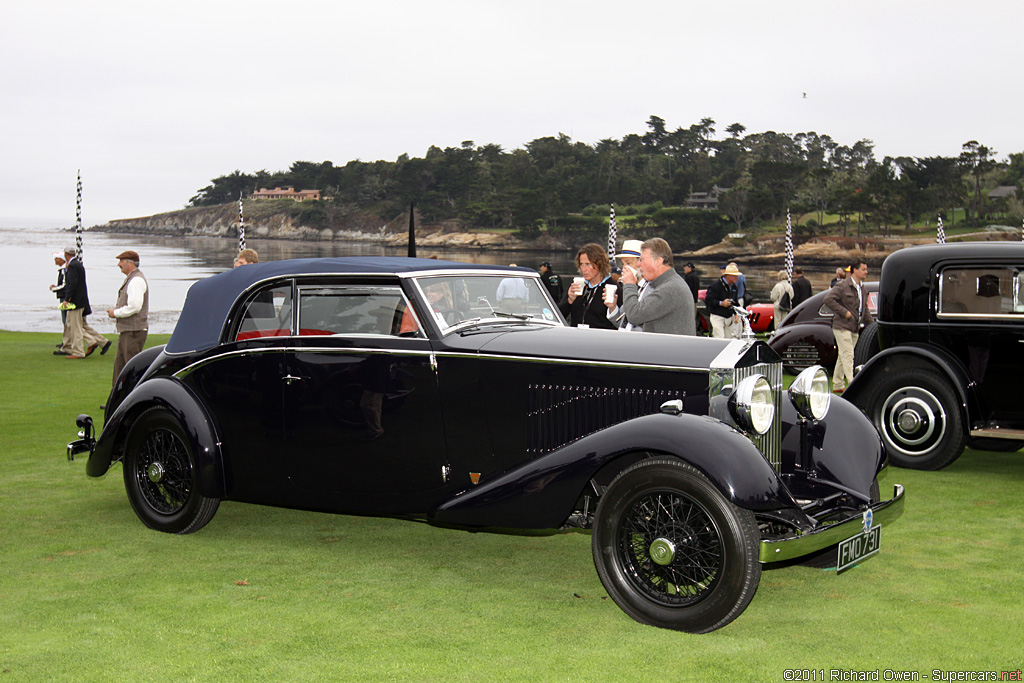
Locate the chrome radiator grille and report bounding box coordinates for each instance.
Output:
[734,361,783,470]
[526,384,684,454]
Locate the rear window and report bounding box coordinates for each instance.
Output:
[938,267,1024,317]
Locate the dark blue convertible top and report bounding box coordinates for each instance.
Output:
[166,256,530,354]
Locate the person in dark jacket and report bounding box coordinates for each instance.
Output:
[705,263,742,338]
[823,260,873,393]
[537,262,563,302]
[56,247,110,359]
[558,243,621,328]
[791,267,812,307]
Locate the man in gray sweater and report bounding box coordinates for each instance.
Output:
[618,238,696,336]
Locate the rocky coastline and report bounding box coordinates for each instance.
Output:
[93,204,1015,266]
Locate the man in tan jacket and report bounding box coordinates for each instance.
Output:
[823,259,873,393]
[106,250,149,387]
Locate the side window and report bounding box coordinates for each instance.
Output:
[297,287,423,337]
[939,267,1023,316]
[236,285,293,340]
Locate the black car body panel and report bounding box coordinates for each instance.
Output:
[68,256,903,633]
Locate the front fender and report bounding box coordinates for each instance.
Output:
[86,376,226,499]
[844,344,973,418]
[431,412,797,530]
[780,396,885,501]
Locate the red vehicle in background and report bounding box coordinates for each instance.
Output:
[696,290,777,335]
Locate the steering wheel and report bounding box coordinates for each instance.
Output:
[435,308,462,325]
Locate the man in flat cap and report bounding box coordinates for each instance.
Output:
[106,250,149,387]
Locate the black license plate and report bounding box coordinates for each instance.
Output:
[836,525,881,573]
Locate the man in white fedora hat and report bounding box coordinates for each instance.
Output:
[605,239,647,330]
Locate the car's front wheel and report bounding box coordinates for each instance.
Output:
[123,407,220,534]
[592,457,761,633]
[859,368,965,470]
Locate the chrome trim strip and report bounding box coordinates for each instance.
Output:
[172,345,708,379]
[758,484,905,563]
[969,427,1024,440]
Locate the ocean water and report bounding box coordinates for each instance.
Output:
[0,225,834,335]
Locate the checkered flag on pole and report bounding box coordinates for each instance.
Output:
[75,170,83,260]
[785,208,794,280]
[607,204,617,259]
[937,216,945,244]
[238,193,246,253]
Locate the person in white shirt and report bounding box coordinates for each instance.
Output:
[106,250,149,387]
[496,265,529,313]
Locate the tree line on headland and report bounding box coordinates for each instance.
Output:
[187,116,1024,250]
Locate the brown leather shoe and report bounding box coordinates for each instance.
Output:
[85,343,98,357]
[66,355,85,360]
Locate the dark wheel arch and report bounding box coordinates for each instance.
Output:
[123,407,220,534]
[592,457,761,633]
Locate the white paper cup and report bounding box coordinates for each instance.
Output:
[604,284,617,303]
[572,277,585,294]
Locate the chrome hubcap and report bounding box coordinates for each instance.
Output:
[147,461,165,483]
[649,537,677,566]
[897,408,922,434]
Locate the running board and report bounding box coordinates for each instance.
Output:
[969,427,1024,441]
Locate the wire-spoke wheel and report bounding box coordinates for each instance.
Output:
[593,457,760,633]
[123,407,219,534]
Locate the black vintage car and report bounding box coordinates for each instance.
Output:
[68,257,903,633]
[845,243,1024,470]
[768,282,879,373]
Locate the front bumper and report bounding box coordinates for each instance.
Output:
[758,484,905,563]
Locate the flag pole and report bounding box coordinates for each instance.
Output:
[785,208,794,280]
[75,170,83,260]
[607,204,617,259]
[238,192,246,253]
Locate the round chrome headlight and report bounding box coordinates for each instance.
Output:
[789,365,831,421]
[729,374,775,435]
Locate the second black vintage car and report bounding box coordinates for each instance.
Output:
[846,242,1024,470]
[69,257,904,633]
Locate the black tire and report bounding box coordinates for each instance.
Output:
[592,457,761,633]
[853,321,879,367]
[123,407,220,534]
[858,368,966,470]
[795,478,880,569]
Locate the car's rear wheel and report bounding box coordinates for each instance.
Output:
[592,457,761,633]
[123,407,220,534]
[859,368,965,470]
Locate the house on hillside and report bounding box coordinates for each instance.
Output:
[686,185,730,210]
[250,187,322,201]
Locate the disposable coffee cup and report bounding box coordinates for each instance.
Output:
[604,284,617,303]
[572,277,585,294]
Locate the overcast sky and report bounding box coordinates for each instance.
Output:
[2,0,1021,227]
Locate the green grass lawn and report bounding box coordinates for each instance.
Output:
[2,330,1022,681]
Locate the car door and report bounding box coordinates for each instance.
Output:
[935,265,1024,426]
[282,283,449,507]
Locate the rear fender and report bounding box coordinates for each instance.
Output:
[431,412,796,530]
[87,376,226,499]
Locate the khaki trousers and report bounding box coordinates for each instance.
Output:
[710,313,738,339]
[61,309,108,357]
[832,328,859,390]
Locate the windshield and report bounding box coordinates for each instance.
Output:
[413,274,563,332]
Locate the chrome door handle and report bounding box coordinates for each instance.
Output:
[282,374,304,385]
